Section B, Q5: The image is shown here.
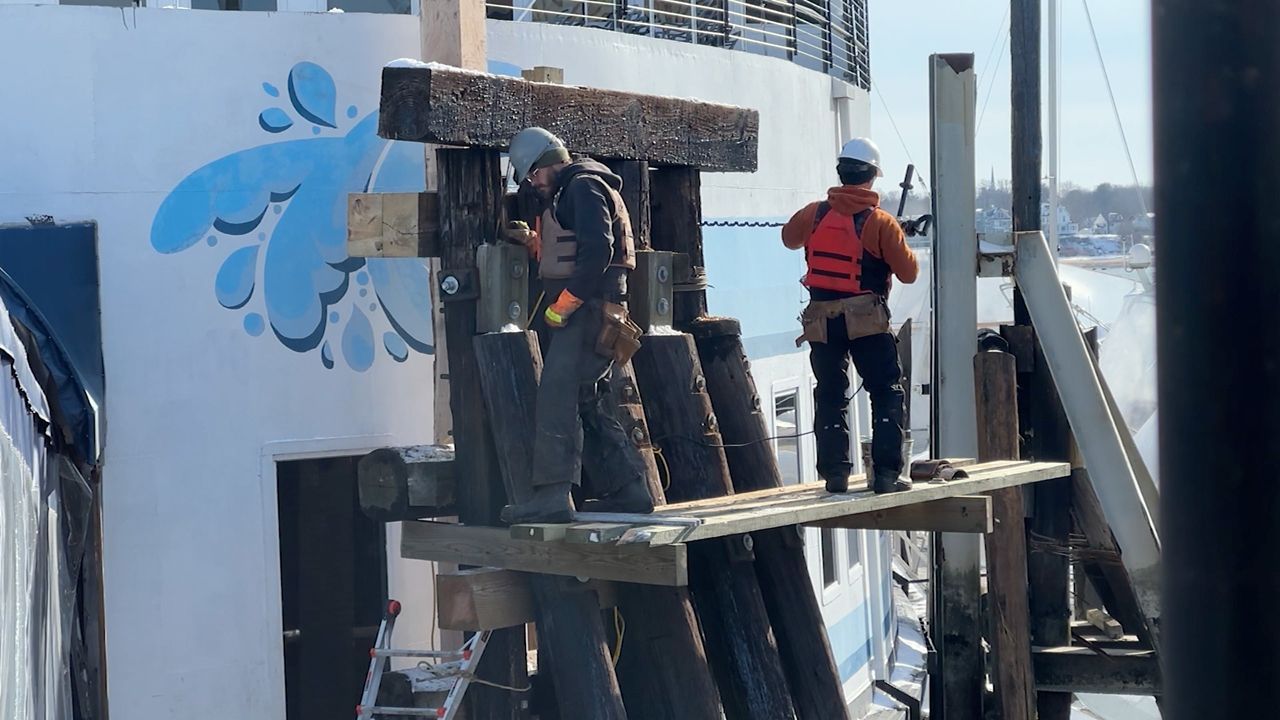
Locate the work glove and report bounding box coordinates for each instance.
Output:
[502,221,541,261]
[544,289,584,328]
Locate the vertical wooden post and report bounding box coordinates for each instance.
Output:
[604,159,651,250]
[1010,0,1041,236]
[1011,299,1074,720]
[632,334,797,720]
[472,331,627,720]
[420,0,486,444]
[436,148,529,718]
[689,317,848,720]
[974,351,1035,720]
[529,158,721,718]
[649,166,707,325]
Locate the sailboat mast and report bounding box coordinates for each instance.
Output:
[1048,0,1060,261]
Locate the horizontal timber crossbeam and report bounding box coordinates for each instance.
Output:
[400,521,688,586]
[378,65,759,171]
[804,495,992,533]
[436,568,619,631]
[1032,647,1161,696]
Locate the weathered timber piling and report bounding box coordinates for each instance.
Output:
[1008,301,1074,720]
[437,148,527,717]
[473,330,627,720]
[475,330,722,720]
[632,332,797,720]
[974,350,1035,719]
[688,317,848,720]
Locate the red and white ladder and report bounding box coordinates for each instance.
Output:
[356,600,491,720]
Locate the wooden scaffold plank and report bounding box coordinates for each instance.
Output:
[516,461,1067,547]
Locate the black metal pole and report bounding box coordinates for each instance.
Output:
[1155,2,1280,718]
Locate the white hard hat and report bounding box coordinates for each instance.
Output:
[838,137,883,177]
[509,127,569,182]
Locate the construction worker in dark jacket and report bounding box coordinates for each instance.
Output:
[782,137,919,494]
[500,127,655,524]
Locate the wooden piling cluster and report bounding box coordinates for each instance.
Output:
[348,62,1147,720]
[359,64,850,720]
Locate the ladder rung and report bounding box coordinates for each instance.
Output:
[372,649,465,659]
[359,706,442,717]
[417,660,466,676]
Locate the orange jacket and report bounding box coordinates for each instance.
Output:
[782,186,919,288]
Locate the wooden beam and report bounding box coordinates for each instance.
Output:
[437,149,507,527]
[470,330,625,718]
[432,148,526,719]
[650,167,708,324]
[689,318,847,719]
[436,569,620,631]
[346,192,438,258]
[421,0,485,71]
[379,66,759,172]
[604,160,651,249]
[1032,647,1161,696]
[804,495,992,534]
[402,522,688,586]
[975,351,1036,720]
[1016,298,1076,720]
[1071,468,1150,645]
[357,445,455,521]
[632,332,797,719]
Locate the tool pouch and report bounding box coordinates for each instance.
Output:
[596,302,643,364]
[796,294,890,346]
[797,301,836,346]
[842,293,890,340]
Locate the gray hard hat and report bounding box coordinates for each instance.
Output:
[509,127,569,182]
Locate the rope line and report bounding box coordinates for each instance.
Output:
[1080,0,1150,214]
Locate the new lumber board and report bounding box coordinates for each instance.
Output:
[378,65,759,172]
[401,522,688,586]
[436,568,619,631]
[347,192,439,258]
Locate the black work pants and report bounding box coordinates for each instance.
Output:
[809,319,906,482]
[529,300,647,496]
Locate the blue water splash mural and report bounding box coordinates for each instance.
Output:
[151,61,434,371]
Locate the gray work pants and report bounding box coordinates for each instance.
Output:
[529,300,647,496]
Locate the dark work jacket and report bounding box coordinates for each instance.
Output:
[553,159,635,301]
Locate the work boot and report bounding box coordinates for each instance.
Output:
[579,480,655,515]
[823,473,852,494]
[872,468,912,495]
[500,483,575,524]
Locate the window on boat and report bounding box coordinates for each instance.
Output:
[820,528,838,588]
[772,388,802,486]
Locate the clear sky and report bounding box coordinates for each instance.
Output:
[867,1,1153,190]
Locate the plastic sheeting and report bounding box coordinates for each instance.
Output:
[0,292,73,720]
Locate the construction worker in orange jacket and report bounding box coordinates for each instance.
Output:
[500,127,655,524]
[781,137,919,494]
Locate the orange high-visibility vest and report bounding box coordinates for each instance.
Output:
[802,203,890,296]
